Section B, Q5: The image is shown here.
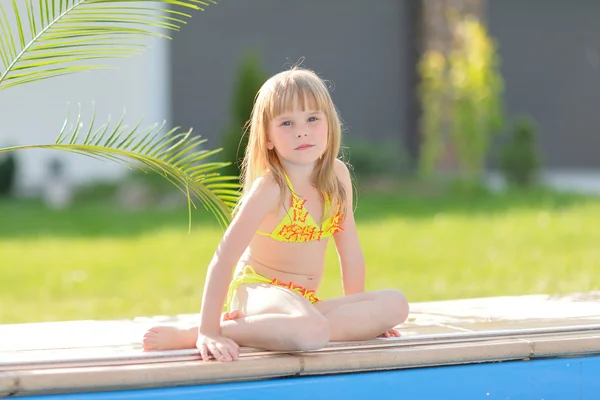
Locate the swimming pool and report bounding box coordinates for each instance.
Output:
[19,355,600,400]
[3,292,600,399]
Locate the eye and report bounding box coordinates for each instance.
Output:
[308,116,319,122]
[280,121,292,127]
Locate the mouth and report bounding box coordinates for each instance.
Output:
[295,144,314,150]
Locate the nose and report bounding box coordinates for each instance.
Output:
[297,131,308,138]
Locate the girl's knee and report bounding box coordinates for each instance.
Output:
[290,314,330,351]
[378,289,409,325]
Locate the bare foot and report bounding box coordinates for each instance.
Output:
[142,326,197,351]
[142,311,246,352]
[221,309,244,322]
[378,327,402,338]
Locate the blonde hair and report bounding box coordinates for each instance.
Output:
[237,66,347,215]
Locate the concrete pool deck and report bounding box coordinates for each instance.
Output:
[2,292,600,397]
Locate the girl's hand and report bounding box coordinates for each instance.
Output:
[378,328,401,338]
[196,333,239,362]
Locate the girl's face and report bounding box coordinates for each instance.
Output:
[267,99,328,168]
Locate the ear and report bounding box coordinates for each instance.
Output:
[267,139,274,150]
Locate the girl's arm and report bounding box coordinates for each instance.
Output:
[198,174,280,335]
[333,159,366,295]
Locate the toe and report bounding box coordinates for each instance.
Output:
[143,331,156,339]
[142,338,155,351]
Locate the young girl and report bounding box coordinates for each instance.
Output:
[143,67,409,362]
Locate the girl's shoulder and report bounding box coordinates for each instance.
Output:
[246,170,282,201]
[333,158,352,185]
[235,171,282,217]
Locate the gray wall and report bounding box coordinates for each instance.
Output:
[170,0,416,157]
[172,1,600,170]
[488,0,600,169]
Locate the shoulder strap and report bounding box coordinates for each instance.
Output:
[282,171,295,193]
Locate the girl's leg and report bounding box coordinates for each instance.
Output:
[314,289,409,341]
[218,283,329,351]
[143,283,329,352]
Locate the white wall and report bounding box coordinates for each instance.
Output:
[0,1,170,195]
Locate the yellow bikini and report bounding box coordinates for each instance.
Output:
[255,173,344,242]
[225,266,320,312]
[224,173,344,311]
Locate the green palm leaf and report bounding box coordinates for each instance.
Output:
[0,0,214,90]
[0,105,241,229]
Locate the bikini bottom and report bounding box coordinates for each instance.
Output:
[224,265,320,312]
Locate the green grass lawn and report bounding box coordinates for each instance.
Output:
[1,184,599,324]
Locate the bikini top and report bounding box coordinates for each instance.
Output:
[255,173,344,243]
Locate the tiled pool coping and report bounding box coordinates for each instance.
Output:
[2,292,599,397]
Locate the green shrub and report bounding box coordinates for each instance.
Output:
[220,51,268,180]
[418,16,504,182]
[0,152,17,197]
[344,137,410,182]
[499,116,541,188]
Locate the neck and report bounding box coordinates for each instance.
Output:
[280,160,317,188]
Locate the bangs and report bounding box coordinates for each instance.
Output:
[263,73,330,121]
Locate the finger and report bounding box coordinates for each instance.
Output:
[227,338,240,350]
[214,343,233,361]
[221,347,236,362]
[198,344,210,362]
[220,342,240,362]
[393,329,402,337]
[227,340,240,360]
[208,343,224,361]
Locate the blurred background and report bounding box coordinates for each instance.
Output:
[1,0,599,324]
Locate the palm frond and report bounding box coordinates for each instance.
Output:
[0,0,214,90]
[0,105,241,229]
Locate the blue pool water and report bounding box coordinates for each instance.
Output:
[23,355,600,399]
